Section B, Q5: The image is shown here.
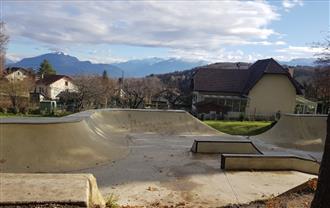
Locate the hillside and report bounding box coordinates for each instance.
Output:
[9,53,207,77]
[11,52,123,77]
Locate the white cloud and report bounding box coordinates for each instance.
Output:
[282,0,304,11]
[6,53,24,62]
[84,54,128,64]
[3,1,279,51]
[276,45,322,54]
[275,45,322,60]
[170,48,267,63]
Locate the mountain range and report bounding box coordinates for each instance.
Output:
[7,52,318,77]
[8,52,123,77]
[8,52,207,77]
[280,58,318,67]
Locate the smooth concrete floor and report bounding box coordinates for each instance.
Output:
[80,134,314,207]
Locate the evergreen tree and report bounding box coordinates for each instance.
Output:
[39,59,56,75]
[102,70,108,80]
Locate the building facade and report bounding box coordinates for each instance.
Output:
[34,75,76,100]
[192,58,303,120]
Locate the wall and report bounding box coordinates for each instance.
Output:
[49,78,76,99]
[5,70,27,82]
[245,74,296,117]
[35,84,50,98]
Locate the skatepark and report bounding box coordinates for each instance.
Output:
[0,109,327,207]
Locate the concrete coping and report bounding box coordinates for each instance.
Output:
[0,173,105,208]
[0,108,188,124]
[283,113,328,117]
[191,138,262,154]
[0,116,84,124]
[220,153,320,175]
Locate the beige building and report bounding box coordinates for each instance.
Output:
[4,67,33,82]
[34,75,77,100]
[192,58,303,119]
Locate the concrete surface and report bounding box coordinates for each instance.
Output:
[0,120,129,172]
[194,114,326,175]
[79,133,314,207]
[0,109,217,173]
[0,173,105,207]
[0,109,322,207]
[252,114,327,156]
[221,154,320,175]
[191,138,261,154]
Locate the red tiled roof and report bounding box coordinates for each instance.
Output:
[193,68,250,94]
[36,75,72,85]
[193,58,303,95]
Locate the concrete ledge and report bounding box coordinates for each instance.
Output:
[191,139,262,154]
[221,154,320,175]
[0,173,105,207]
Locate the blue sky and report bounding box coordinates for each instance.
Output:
[1,0,329,63]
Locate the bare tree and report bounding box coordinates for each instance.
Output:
[155,88,182,109]
[311,114,330,208]
[0,77,34,113]
[120,77,163,109]
[313,68,330,114]
[73,75,103,110]
[101,71,116,108]
[314,32,330,65]
[0,21,9,76]
[153,74,193,109]
[71,75,116,111]
[311,31,330,207]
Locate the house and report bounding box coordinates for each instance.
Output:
[4,67,34,82]
[191,58,303,119]
[34,74,76,100]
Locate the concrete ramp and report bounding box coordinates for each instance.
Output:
[0,119,129,173]
[191,137,262,154]
[89,109,219,135]
[0,173,105,207]
[221,154,320,175]
[252,114,327,152]
[192,114,327,174]
[0,109,219,173]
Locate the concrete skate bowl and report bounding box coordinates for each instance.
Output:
[89,109,220,135]
[251,114,327,153]
[0,118,129,173]
[0,109,219,173]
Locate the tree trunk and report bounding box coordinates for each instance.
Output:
[311,114,330,208]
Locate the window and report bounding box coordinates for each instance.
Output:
[65,81,68,86]
[232,100,240,112]
[240,100,247,112]
[225,99,232,108]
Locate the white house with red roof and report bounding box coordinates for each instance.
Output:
[34,74,77,100]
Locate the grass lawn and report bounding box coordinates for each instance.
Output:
[204,120,274,136]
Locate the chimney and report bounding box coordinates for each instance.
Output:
[236,62,241,70]
[288,68,294,77]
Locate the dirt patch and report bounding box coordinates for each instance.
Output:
[222,178,317,208]
[114,178,317,208]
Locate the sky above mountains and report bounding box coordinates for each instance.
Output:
[2,0,329,64]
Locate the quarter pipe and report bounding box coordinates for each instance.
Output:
[252,114,327,154]
[0,109,219,173]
